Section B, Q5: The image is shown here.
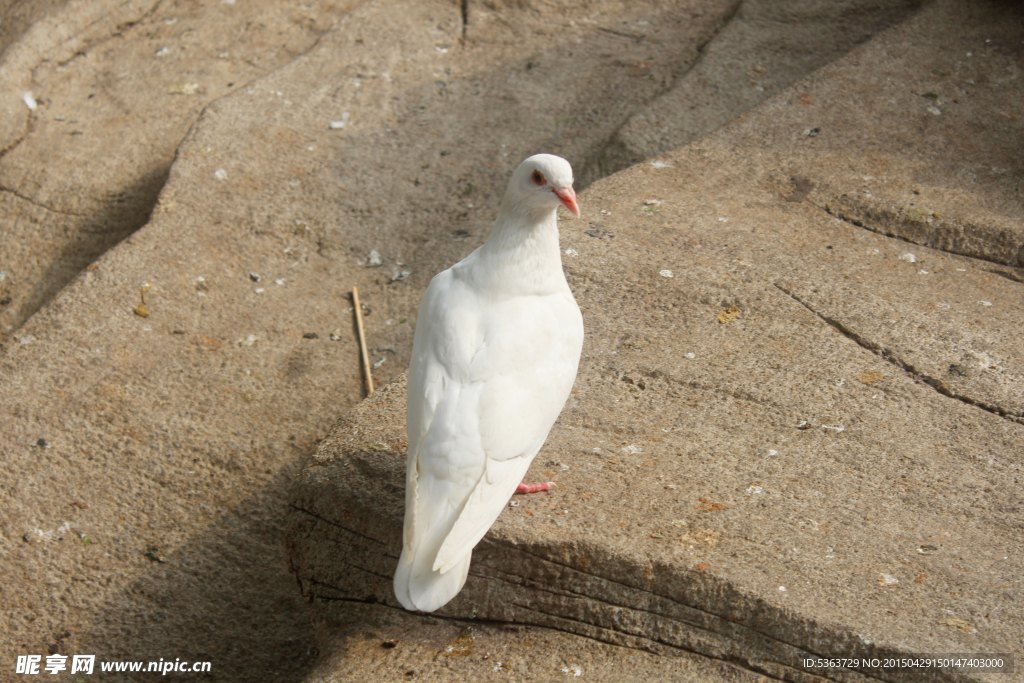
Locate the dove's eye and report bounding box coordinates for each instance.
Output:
[531,170,545,185]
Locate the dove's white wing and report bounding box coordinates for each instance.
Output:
[432,288,582,573]
[396,262,582,612]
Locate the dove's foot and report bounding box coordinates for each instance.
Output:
[515,481,555,494]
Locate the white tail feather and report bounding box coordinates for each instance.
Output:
[394,543,471,612]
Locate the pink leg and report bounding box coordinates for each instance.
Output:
[515,480,556,494]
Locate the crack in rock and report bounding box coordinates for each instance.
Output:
[773,282,1022,425]
[818,196,1024,270]
[0,186,86,217]
[0,108,33,161]
[981,267,1024,284]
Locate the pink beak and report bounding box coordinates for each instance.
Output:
[554,186,580,218]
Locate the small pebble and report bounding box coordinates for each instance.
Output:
[329,112,351,129]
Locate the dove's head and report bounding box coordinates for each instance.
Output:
[505,154,580,220]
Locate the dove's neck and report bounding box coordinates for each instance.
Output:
[471,206,567,297]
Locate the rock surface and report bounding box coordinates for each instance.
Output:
[598,0,924,174]
[1,0,1019,681]
[0,0,357,338]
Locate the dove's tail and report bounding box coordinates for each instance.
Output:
[394,542,471,613]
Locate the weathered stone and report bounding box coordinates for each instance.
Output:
[1,0,1019,680]
[289,1,1023,680]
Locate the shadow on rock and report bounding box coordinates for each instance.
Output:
[1,162,170,336]
[77,456,318,683]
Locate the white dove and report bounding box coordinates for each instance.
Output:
[394,154,584,612]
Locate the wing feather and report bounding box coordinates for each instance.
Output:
[433,455,535,573]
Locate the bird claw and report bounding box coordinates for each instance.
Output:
[515,481,556,494]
